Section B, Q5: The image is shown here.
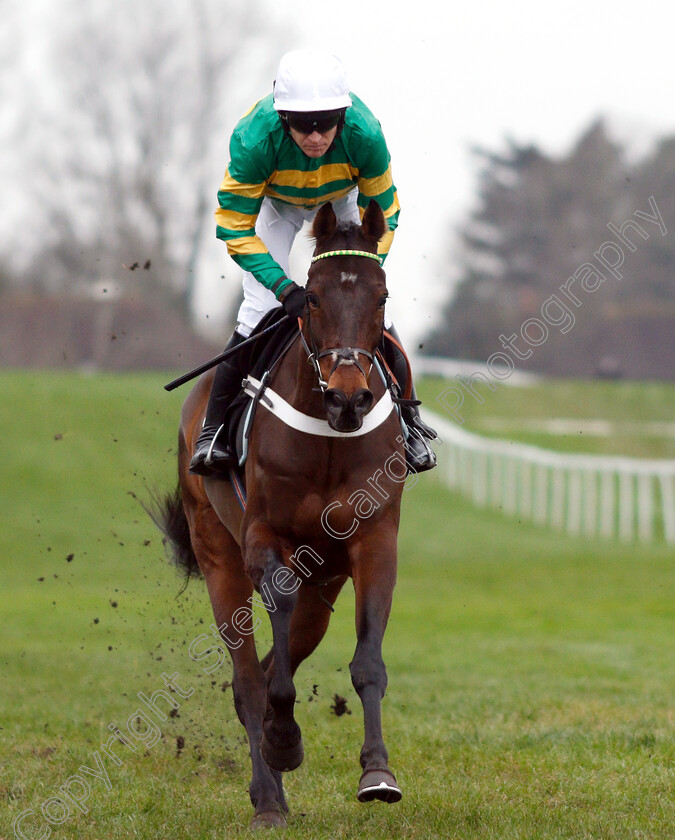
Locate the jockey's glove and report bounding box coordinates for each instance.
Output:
[279,282,306,320]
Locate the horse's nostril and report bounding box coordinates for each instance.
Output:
[350,389,374,417]
[323,389,348,413]
[323,387,373,432]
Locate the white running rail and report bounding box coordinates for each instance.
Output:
[427,412,675,544]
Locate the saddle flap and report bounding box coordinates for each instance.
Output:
[222,311,300,473]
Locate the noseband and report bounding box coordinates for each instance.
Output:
[302,249,383,392]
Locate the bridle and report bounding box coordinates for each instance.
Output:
[301,249,384,393]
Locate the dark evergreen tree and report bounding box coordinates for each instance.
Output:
[425,119,674,379]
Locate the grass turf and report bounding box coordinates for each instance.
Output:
[1,370,674,839]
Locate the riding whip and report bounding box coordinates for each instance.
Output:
[164,314,292,391]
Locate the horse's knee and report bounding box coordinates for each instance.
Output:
[260,562,300,617]
[349,654,388,698]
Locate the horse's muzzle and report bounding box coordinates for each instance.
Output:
[323,388,374,432]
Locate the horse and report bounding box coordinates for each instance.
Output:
[157,200,407,829]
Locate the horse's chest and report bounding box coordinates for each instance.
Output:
[257,478,393,542]
[249,426,403,539]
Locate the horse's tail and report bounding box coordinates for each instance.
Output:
[147,484,202,581]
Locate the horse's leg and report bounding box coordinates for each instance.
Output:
[260,576,348,675]
[244,524,304,773]
[348,527,402,803]
[182,487,287,827]
[202,565,289,826]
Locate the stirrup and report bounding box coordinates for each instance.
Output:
[412,413,438,441]
[403,427,437,473]
[204,424,226,466]
[189,424,234,476]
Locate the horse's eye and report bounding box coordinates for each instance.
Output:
[377,295,388,309]
[307,293,320,309]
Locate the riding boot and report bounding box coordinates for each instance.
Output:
[189,330,247,476]
[383,324,437,474]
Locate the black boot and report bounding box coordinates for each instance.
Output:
[189,330,247,476]
[383,325,437,474]
[399,383,438,473]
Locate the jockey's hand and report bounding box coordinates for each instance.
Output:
[280,282,306,320]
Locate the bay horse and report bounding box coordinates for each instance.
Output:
[159,201,406,829]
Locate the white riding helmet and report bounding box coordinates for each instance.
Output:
[273,49,352,113]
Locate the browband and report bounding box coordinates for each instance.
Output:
[311,249,383,265]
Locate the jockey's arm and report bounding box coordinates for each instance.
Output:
[352,123,400,261]
[215,131,293,300]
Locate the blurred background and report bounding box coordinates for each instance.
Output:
[3,7,675,834]
[2,0,674,379]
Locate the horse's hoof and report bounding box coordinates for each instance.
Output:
[260,735,304,772]
[357,768,402,803]
[251,810,287,830]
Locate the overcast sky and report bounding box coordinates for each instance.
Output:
[259,0,675,344]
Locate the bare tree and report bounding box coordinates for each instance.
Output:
[16,0,285,315]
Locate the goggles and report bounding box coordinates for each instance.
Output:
[285,111,341,135]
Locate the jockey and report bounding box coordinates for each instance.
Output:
[189,49,436,477]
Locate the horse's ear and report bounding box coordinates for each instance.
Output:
[312,202,338,242]
[362,200,387,244]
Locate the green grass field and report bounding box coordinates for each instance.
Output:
[1,371,674,840]
[418,376,675,459]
